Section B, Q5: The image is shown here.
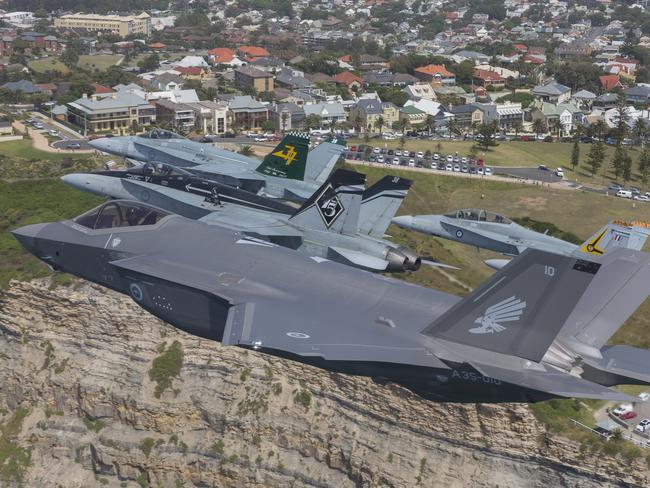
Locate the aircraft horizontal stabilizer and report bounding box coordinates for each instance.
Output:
[471,362,636,402]
[421,258,460,270]
[583,345,650,386]
[327,246,390,271]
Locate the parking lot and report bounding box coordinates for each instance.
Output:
[594,392,650,447]
[345,144,496,176]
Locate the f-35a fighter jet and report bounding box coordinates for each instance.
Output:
[61,164,426,272]
[393,209,650,269]
[89,130,345,201]
[13,203,650,403]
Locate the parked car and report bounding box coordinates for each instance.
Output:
[613,403,634,416]
[433,153,440,160]
[393,157,400,165]
[395,150,402,156]
[446,155,453,163]
[461,165,468,173]
[48,129,59,137]
[453,164,461,172]
[609,184,623,191]
[616,189,633,199]
[635,418,650,433]
[373,147,380,154]
[634,195,650,202]
[416,151,424,158]
[408,159,415,167]
[68,142,81,149]
[620,411,638,420]
[555,168,564,178]
[445,163,453,171]
[349,145,357,152]
[484,167,492,176]
[409,151,416,158]
[377,155,384,163]
[629,187,641,195]
[639,392,650,402]
[461,157,468,164]
[538,165,549,171]
[477,167,484,175]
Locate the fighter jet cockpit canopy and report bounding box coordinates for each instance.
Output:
[74,201,171,230]
[445,209,511,224]
[129,162,192,178]
[138,129,184,140]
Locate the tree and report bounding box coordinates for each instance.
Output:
[478,121,498,150]
[425,114,436,135]
[592,120,607,140]
[634,118,647,146]
[138,53,160,73]
[512,119,523,137]
[280,111,290,133]
[352,113,363,134]
[261,120,275,132]
[639,147,650,185]
[304,114,322,130]
[586,141,605,176]
[570,140,580,171]
[376,115,385,136]
[60,38,83,69]
[447,118,460,139]
[238,145,254,156]
[612,96,630,144]
[532,118,546,139]
[612,144,627,179]
[622,151,633,183]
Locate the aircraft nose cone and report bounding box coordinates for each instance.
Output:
[11,223,48,254]
[60,173,87,190]
[392,215,414,229]
[88,137,112,153]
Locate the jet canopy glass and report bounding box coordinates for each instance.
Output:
[130,162,192,177]
[445,209,511,224]
[138,129,183,140]
[74,201,171,230]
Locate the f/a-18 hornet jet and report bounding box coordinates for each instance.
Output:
[13,202,650,403]
[89,129,345,201]
[62,163,432,272]
[393,209,650,269]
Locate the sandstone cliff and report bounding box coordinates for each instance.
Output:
[0,279,648,488]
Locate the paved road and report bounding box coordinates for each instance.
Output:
[496,167,563,183]
[52,139,93,151]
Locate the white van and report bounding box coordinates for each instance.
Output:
[616,189,633,199]
[555,167,564,178]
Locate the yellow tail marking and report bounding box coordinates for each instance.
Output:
[272,144,298,166]
[581,229,607,255]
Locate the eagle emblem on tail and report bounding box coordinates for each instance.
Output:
[469,296,526,334]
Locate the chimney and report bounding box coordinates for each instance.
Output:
[82,93,87,99]
[91,94,97,101]
[112,93,117,99]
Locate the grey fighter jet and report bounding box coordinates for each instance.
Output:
[393,209,650,269]
[13,204,650,403]
[89,130,345,201]
[61,165,427,272]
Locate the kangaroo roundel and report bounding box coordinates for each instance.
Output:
[469,296,526,334]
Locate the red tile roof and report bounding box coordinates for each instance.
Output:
[176,66,204,76]
[92,83,114,94]
[414,64,455,78]
[208,47,235,63]
[513,43,528,52]
[237,45,270,58]
[473,68,503,81]
[148,42,166,49]
[332,71,363,86]
[598,74,622,91]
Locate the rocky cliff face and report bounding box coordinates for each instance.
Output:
[0,279,648,488]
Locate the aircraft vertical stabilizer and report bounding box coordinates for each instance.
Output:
[255,132,310,181]
[304,137,347,185]
[358,176,412,237]
[289,169,365,235]
[576,219,650,257]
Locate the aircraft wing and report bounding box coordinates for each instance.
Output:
[470,362,635,401]
[198,210,303,238]
[108,241,456,368]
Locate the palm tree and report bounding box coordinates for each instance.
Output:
[376,115,385,136]
[238,145,254,156]
[426,114,436,136]
[352,114,363,135]
[512,119,523,138]
[280,111,290,134]
[532,118,546,139]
